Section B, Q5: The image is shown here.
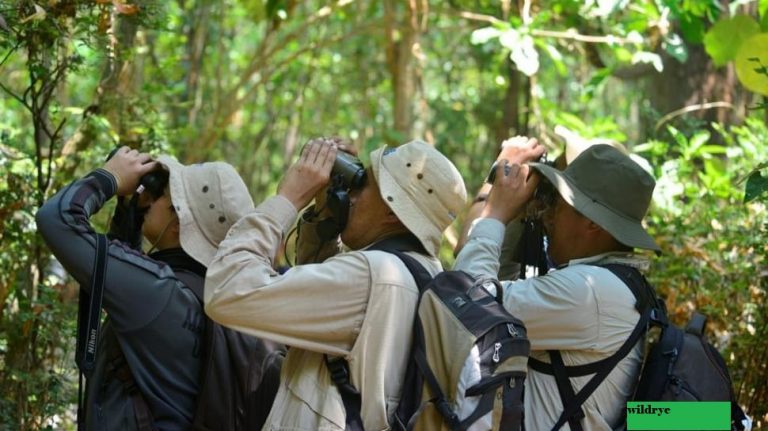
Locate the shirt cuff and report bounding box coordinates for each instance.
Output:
[468,218,506,244]
[88,169,118,197]
[257,195,299,234]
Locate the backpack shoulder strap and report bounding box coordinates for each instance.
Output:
[174,268,205,303]
[528,263,662,431]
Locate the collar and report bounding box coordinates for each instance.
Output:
[149,247,207,277]
[566,252,651,272]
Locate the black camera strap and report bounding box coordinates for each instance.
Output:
[75,233,109,430]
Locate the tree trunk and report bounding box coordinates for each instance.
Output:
[647,44,750,134]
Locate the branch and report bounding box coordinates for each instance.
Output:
[654,102,736,132]
[455,10,633,44]
[0,40,22,69]
[0,81,31,110]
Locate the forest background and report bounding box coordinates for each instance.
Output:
[1,0,767,429]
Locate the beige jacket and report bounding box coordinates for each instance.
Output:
[454,218,647,431]
[205,196,441,430]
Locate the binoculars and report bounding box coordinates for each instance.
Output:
[331,151,366,191]
[105,148,169,250]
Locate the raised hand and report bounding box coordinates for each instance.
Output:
[102,146,159,196]
[498,136,546,165]
[278,138,338,211]
[481,161,539,224]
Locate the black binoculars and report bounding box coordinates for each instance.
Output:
[105,148,169,250]
[331,151,366,191]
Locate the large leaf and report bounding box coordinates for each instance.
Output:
[734,33,768,96]
[744,169,768,203]
[703,15,760,66]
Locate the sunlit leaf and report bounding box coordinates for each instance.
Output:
[509,35,539,76]
[703,15,760,66]
[735,33,768,96]
[20,3,46,24]
[632,51,663,72]
[470,27,502,45]
[664,33,688,63]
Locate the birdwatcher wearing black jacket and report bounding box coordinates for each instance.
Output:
[36,146,262,430]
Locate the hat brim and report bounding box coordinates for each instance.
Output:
[530,162,661,253]
[371,148,442,257]
[157,155,217,266]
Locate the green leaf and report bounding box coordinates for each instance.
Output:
[761,9,768,32]
[679,14,706,44]
[744,170,768,203]
[541,42,567,76]
[664,34,688,63]
[703,15,761,66]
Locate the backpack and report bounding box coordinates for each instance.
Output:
[86,263,285,431]
[327,237,530,431]
[175,269,286,431]
[528,264,747,431]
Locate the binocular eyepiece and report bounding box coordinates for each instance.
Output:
[331,151,366,190]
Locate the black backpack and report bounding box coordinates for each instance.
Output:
[176,270,286,431]
[327,236,530,431]
[528,264,747,431]
[76,240,285,431]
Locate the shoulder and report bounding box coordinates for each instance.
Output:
[357,250,441,287]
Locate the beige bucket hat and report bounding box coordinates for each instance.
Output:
[529,144,661,252]
[370,140,467,257]
[157,155,255,266]
[554,125,629,164]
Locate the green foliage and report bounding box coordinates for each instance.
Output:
[638,118,768,419]
[703,15,761,66]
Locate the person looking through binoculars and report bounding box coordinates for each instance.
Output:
[35,147,265,429]
[453,137,661,430]
[204,137,467,430]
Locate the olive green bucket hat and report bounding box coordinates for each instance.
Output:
[530,144,661,253]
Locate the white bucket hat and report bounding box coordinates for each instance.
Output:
[529,144,661,253]
[157,155,255,266]
[370,140,467,257]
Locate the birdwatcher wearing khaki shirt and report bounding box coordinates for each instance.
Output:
[204,138,467,430]
[454,139,661,430]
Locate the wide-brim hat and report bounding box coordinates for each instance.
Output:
[370,140,467,257]
[157,155,255,266]
[530,144,661,253]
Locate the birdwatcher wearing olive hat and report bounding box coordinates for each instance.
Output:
[454,139,660,430]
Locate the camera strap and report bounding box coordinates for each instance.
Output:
[75,233,109,430]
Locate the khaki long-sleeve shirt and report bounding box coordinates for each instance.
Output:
[205,195,441,430]
[454,218,647,431]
